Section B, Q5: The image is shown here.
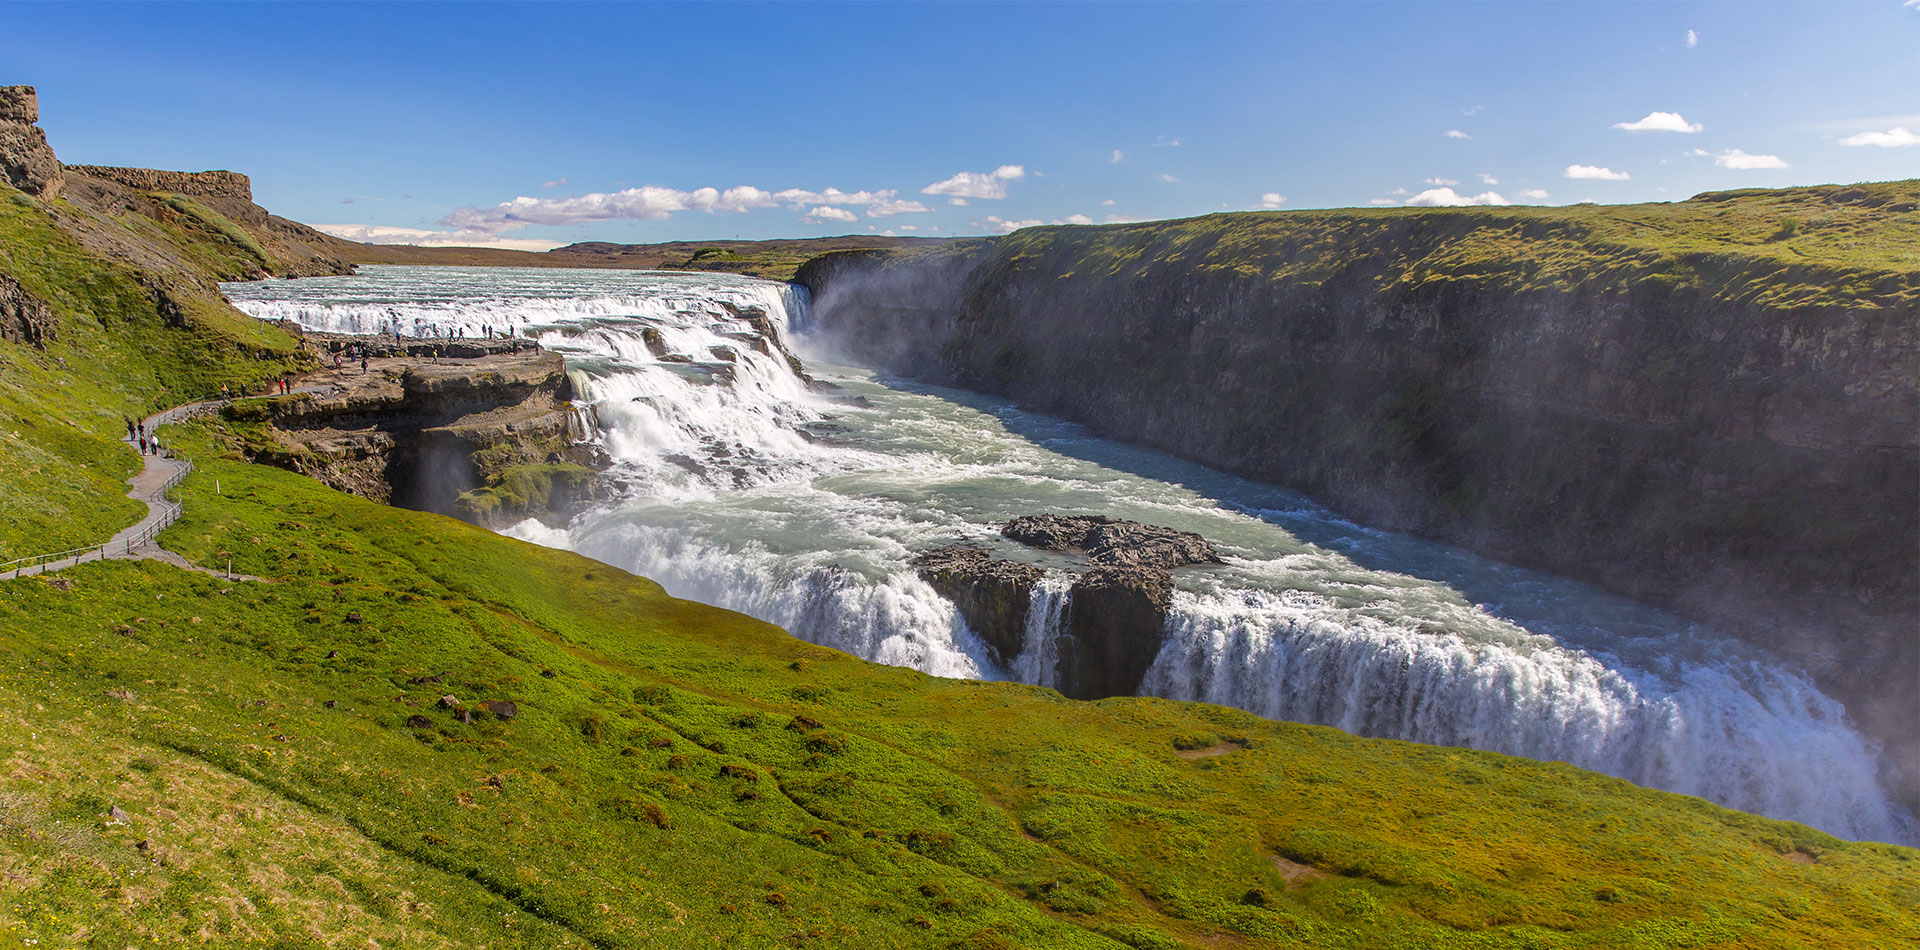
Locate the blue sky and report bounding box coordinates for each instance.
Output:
[8,1,1917,248]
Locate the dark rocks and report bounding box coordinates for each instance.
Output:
[918,514,1221,699]
[323,699,339,708]
[435,694,459,709]
[106,804,131,825]
[408,672,447,685]
[911,544,1044,665]
[404,714,434,729]
[1058,565,1176,701]
[0,275,57,349]
[1002,514,1220,570]
[482,699,518,721]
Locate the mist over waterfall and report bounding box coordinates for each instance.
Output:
[227,265,1916,844]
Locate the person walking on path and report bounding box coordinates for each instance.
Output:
[137,435,147,454]
[124,417,135,440]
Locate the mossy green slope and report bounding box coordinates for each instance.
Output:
[0,192,306,561]
[0,427,1914,948]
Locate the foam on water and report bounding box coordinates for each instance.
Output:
[225,265,1915,844]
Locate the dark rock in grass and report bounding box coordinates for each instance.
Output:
[409,672,447,685]
[325,649,339,659]
[483,699,518,721]
[456,708,472,724]
[106,805,130,825]
[911,544,1044,666]
[102,688,136,703]
[539,668,556,678]
[323,700,338,708]
[435,694,460,709]
[404,714,433,729]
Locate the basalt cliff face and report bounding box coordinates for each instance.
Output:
[231,347,605,527]
[798,184,1920,793]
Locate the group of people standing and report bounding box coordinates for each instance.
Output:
[124,418,165,458]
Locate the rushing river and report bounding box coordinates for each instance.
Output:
[226,265,1915,844]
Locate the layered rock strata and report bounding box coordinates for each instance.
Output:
[233,348,605,527]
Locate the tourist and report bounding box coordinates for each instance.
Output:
[124,417,135,440]
[361,354,370,375]
[137,435,147,454]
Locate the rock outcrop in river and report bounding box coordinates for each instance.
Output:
[916,515,1221,698]
[798,185,1920,808]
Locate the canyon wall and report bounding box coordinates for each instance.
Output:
[796,186,1920,784]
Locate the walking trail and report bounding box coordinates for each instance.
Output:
[3,383,336,581]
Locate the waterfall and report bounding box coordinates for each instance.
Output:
[225,265,1916,845]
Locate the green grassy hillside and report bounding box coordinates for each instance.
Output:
[2,440,1914,949]
[0,192,306,561]
[1,177,1915,947]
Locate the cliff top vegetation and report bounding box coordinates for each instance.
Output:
[802,180,1920,312]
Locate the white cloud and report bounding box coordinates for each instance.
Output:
[1368,198,1399,206]
[312,223,566,252]
[1685,29,1698,48]
[804,206,859,223]
[1111,149,1126,163]
[1445,129,1471,140]
[921,165,1026,200]
[1259,192,1286,208]
[982,215,1044,233]
[865,198,932,217]
[1425,177,1459,186]
[881,229,896,236]
[1713,148,1790,169]
[1839,126,1920,147]
[541,177,568,189]
[1479,173,1500,185]
[1100,198,1116,206]
[897,224,918,231]
[440,184,786,232]
[1462,104,1485,116]
[1389,187,1409,195]
[1159,173,1180,182]
[1685,148,1710,157]
[1564,164,1630,180]
[1061,214,1094,225]
[1151,135,1181,147]
[948,197,968,206]
[1103,213,1143,224]
[1405,187,1511,207]
[1518,188,1550,200]
[1613,111,1703,133]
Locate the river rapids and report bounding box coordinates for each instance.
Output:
[226,265,1915,844]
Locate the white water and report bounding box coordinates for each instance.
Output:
[226,265,1915,844]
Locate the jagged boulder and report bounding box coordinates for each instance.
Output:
[0,85,63,199]
[911,544,1044,664]
[1002,514,1220,570]
[918,514,1222,699]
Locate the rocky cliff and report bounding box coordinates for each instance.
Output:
[798,183,1920,793]
[230,347,604,527]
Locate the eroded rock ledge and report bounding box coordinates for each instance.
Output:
[229,344,606,528]
[913,515,1220,699]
